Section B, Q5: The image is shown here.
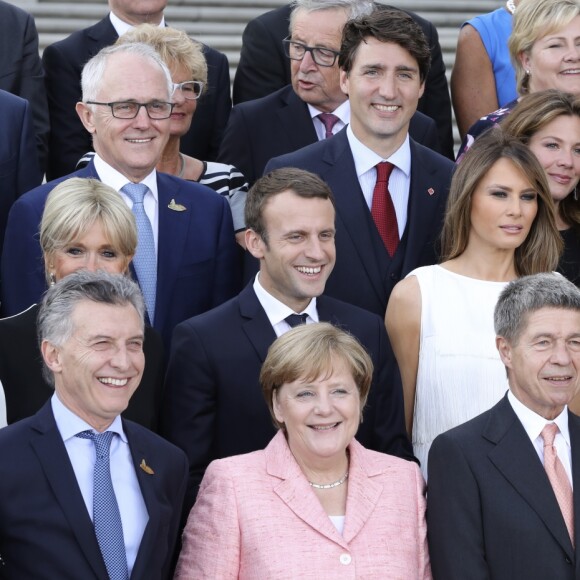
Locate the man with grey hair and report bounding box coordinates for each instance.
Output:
[42,0,231,180]
[0,271,187,579]
[219,0,442,185]
[427,273,580,579]
[1,42,240,350]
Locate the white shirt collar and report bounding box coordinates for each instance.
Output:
[109,11,166,37]
[253,273,319,327]
[307,100,351,126]
[93,154,158,202]
[51,392,128,443]
[508,390,571,448]
[346,124,411,179]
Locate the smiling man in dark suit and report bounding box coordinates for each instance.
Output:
[219,0,441,186]
[161,167,412,515]
[266,7,453,318]
[428,273,580,580]
[0,271,187,580]
[1,43,240,349]
[42,0,231,180]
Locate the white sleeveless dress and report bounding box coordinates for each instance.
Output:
[409,265,509,479]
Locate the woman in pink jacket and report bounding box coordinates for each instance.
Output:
[175,322,430,579]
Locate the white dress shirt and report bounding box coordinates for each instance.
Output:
[508,390,573,487]
[93,154,159,250]
[253,273,319,337]
[308,100,350,141]
[109,11,165,37]
[346,125,411,238]
[51,394,149,574]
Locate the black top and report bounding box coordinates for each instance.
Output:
[559,227,580,287]
[0,304,165,431]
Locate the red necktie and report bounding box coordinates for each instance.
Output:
[317,113,339,139]
[371,162,399,256]
[542,423,575,546]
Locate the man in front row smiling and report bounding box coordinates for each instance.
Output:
[2,42,240,349]
[0,271,187,579]
[161,167,412,515]
[428,273,580,580]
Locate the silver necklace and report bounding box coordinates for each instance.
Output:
[177,152,186,178]
[506,0,516,14]
[309,471,349,489]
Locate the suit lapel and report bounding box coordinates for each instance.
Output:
[321,130,389,305]
[401,140,446,275]
[276,88,318,150]
[266,432,349,548]
[486,397,574,560]
[342,440,383,544]
[153,173,191,334]
[29,404,108,580]
[239,284,277,362]
[86,16,119,56]
[125,425,158,579]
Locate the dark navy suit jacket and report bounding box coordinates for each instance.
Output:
[0,162,241,349]
[219,84,441,185]
[266,128,454,317]
[0,401,188,579]
[161,283,413,514]
[0,0,49,171]
[42,15,232,180]
[428,395,580,580]
[0,90,43,262]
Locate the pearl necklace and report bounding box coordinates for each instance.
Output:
[309,471,349,489]
[506,0,516,14]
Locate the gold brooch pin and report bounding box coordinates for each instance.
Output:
[168,199,187,211]
[140,459,155,475]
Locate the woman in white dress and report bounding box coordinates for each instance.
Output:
[385,127,562,479]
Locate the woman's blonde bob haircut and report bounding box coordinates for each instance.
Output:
[509,0,580,95]
[441,127,562,274]
[40,178,137,283]
[116,24,208,91]
[260,322,373,430]
[501,89,580,230]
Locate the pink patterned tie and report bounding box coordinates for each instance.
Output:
[317,113,339,139]
[542,423,575,545]
[371,162,399,256]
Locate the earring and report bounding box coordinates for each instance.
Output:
[49,272,56,286]
[525,69,531,76]
[575,186,578,201]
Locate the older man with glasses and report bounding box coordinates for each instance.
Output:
[1,42,240,352]
[218,0,443,187]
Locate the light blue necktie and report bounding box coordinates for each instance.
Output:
[76,430,129,580]
[121,183,157,324]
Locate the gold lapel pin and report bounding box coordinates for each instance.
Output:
[140,459,155,475]
[168,199,187,212]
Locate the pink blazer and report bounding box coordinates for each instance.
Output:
[175,431,431,579]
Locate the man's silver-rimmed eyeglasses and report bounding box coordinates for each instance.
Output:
[172,81,204,100]
[86,100,175,119]
[282,37,341,67]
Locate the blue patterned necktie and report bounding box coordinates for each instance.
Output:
[76,430,129,580]
[121,182,157,324]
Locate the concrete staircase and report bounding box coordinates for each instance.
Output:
[12,0,504,79]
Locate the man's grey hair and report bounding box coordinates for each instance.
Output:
[81,42,173,104]
[494,273,580,344]
[289,0,375,33]
[38,271,145,386]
